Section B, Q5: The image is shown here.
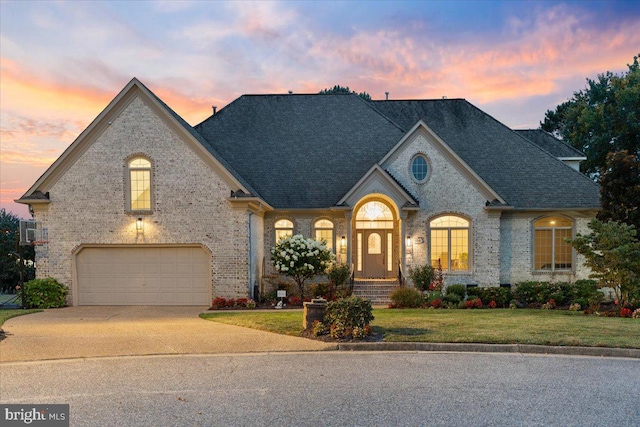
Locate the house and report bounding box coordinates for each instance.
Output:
[17,78,600,306]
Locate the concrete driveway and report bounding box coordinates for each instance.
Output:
[0,306,335,362]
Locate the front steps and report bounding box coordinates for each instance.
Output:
[352,279,400,306]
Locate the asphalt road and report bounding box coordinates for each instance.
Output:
[1,351,639,426]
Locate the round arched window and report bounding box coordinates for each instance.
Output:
[411,154,429,182]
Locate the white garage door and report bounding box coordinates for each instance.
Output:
[76,246,210,305]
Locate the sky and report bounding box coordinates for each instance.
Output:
[1,0,639,219]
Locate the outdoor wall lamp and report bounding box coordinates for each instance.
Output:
[136,217,144,234]
[341,236,346,247]
[406,236,412,247]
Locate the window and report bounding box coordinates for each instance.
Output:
[128,157,151,211]
[411,154,429,182]
[429,215,470,272]
[314,219,334,251]
[274,219,294,242]
[534,216,573,271]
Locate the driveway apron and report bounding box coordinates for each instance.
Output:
[0,306,334,362]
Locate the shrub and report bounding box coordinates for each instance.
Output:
[569,303,582,311]
[408,264,434,292]
[328,264,351,288]
[308,282,336,300]
[288,296,302,306]
[325,296,374,339]
[390,286,423,308]
[620,307,633,318]
[633,308,640,318]
[312,320,328,336]
[212,297,227,309]
[22,278,68,309]
[442,293,461,306]
[445,284,467,300]
[488,300,497,309]
[271,234,335,299]
[467,287,512,308]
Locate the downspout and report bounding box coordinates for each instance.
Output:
[248,211,253,299]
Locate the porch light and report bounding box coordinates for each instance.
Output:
[136,217,144,233]
[341,236,346,247]
[406,236,412,247]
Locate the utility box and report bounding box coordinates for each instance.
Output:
[303,298,328,330]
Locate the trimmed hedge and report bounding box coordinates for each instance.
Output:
[466,286,512,308]
[390,286,423,308]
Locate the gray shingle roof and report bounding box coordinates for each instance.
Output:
[193,94,600,210]
[515,129,586,158]
[138,80,260,197]
[195,94,406,209]
[371,100,600,209]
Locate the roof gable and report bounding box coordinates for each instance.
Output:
[337,165,419,209]
[18,78,253,203]
[379,120,506,204]
[371,100,600,210]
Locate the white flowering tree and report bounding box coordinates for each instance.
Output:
[271,234,335,299]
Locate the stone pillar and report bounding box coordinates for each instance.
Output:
[303,298,328,330]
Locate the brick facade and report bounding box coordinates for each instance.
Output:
[33,95,252,303]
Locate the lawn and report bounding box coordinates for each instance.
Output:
[201,308,640,348]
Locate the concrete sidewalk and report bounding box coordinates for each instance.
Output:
[0,306,335,362]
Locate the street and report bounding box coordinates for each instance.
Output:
[1,351,638,426]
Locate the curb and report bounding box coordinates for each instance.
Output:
[336,342,640,359]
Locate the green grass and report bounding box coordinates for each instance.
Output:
[201,308,640,348]
[0,309,42,327]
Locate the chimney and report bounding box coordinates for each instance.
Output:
[385,92,389,101]
[212,106,217,115]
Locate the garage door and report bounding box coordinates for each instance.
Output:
[76,246,210,305]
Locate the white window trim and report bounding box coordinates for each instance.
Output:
[409,152,431,184]
[125,155,154,214]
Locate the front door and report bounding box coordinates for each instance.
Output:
[364,230,387,278]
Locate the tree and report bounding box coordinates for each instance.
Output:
[569,219,640,307]
[541,54,640,179]
[319,85,372,101]
[271,234,335,299]
[0,209,35,293]
[598,151,640,237]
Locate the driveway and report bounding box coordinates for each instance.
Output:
[0,306,334,362]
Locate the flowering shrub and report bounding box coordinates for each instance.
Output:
[288,296,302,306]
[430,298,443,308]
[620,307,633,318]
[211,297,256,309]
[633,308,640,318]
[408,264,435,291]
[271,234,335,299]
[488,300,497,309]
[467,287,513,308]
[464,298,483,309]
[429,260,444,292]
[212,297,227,309]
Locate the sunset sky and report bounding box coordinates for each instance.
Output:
[1,0,639,218]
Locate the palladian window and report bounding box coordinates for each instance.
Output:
[314,219,334,251]
[274,219,294,242]
[128,157,152,211]
[534,216,573,271]
[429,215,470,272]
